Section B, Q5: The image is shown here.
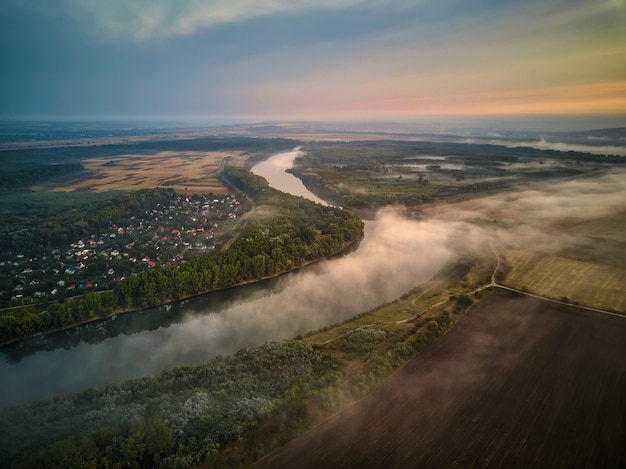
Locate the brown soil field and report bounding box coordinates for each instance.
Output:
[31,150,246,194]
[256,292,626,469]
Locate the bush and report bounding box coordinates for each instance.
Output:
[340,328,388,354]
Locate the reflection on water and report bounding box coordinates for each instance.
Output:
[1,279,282,364]
[251,148,328,205]
[0,148,451,409]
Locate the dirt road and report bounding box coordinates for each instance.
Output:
[256,292,626,468]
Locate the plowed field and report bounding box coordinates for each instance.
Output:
[256,292,626,468]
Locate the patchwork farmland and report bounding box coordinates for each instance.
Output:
[257,292,626,468]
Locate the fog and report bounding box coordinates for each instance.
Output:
[4,156,625,408]
[495,138,626,157]
[441,170,626,225]
[1,210,455,407]
[99,210,454,369]
[424,168,626,264]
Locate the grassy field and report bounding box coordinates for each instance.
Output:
[503,250,626,313]
[31,150,247,194]
[303,251,491,347]
[257,292,626,469]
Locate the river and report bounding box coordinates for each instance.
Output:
[0,148,452,409]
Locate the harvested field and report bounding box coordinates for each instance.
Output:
[256,292,626,469]
[503,249,626,313]
[31,150,245,194]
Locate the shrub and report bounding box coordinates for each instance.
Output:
[340,328,388,354]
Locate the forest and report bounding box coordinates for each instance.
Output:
[0,306,456,468]
[0,167,363,345]
[292,140,626,211]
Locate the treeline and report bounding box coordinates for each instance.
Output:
[0,341,340,468]
[1,188,175,255]
[0,136,297,165]
[0,169,363,344]
[0,308,457,468]
[0,163,83,191]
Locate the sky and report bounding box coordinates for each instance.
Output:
[1,0,626,125]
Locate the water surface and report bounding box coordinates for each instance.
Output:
[0,149,451,408]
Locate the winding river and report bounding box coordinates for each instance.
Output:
[0,148,452,409]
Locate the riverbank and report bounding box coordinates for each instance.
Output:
[0,242,483,466]
[0,235,362,349]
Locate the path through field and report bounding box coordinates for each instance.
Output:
[256,292,626,468]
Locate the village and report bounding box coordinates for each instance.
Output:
[0,193,243,307]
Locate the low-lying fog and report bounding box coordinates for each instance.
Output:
[3,163,625,408]
[435,169,626,227]
[500,139,626,157]
[423,168,626,270]
[1,210,454,407]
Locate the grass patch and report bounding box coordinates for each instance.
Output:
[503,250,626,312]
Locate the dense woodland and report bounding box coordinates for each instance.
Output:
[0,308,456,468]
[0,163,83,191]
[0,188,176,255]
[0,167,363,344]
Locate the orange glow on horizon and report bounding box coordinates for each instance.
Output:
[242,81,626,120]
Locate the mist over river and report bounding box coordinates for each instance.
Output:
[0,149,451,408]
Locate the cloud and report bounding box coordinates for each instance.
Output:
[57,0,371,40]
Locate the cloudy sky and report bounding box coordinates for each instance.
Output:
[2,0,625,123]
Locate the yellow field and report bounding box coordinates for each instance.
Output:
[32,151,246,194]
[503,249,626,313]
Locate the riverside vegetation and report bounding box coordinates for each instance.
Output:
[0,166,363,345]
[2,132,624,468]
[0,267,469,468]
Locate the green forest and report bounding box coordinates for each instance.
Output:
[0,167,363,344]
[292,141,625,211]
[0,307,456,468]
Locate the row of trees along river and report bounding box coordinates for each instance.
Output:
[0,148,450,409]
